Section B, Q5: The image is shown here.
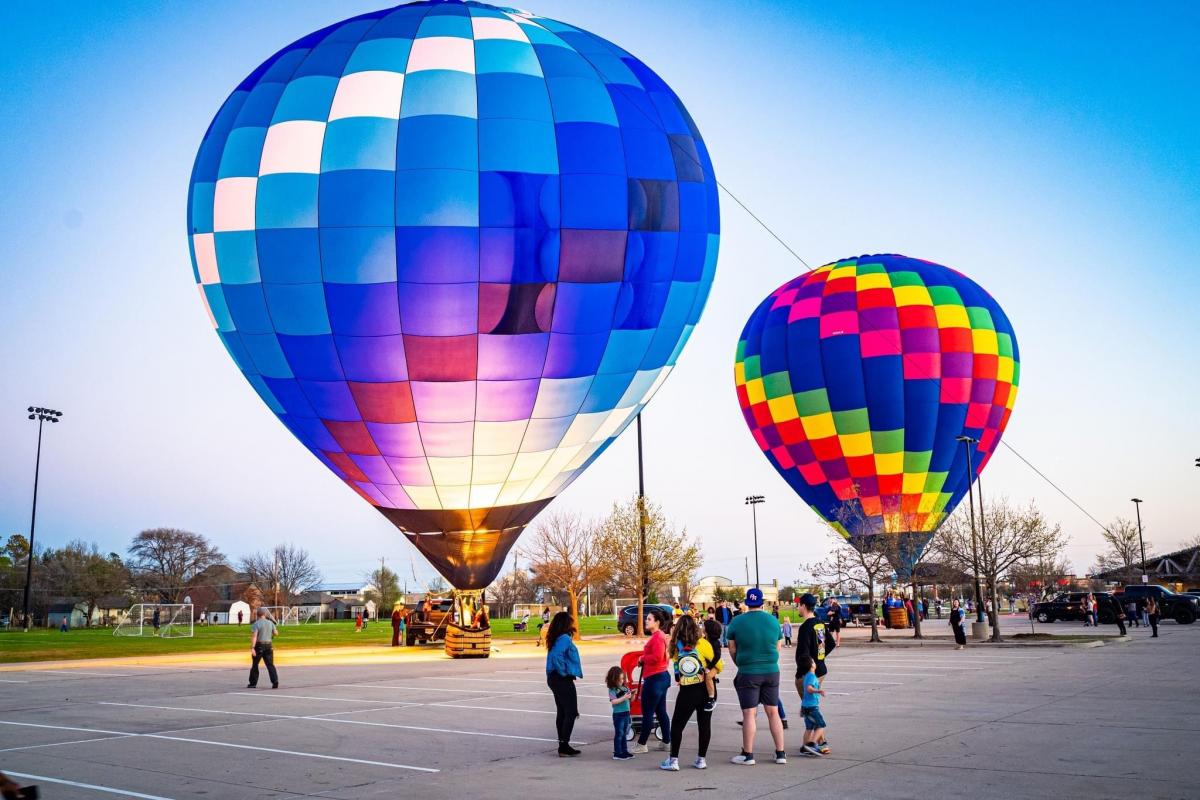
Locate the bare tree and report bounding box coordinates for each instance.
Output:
[488,567,534,618]
[807,534,893,644]
[526,512,613,631]
[932,498,1069,642]
[128,528,224,603]
[596,496,702,600]
[1092,518,1151,585]
[240,544,322,606]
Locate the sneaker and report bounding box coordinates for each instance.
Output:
[655,740,668,751]
[630,743,649,754]
[693,757,707,770]
[774,751,787,764]
[271,684,279,689]
[659,757,680,771]
[246,684,256,689]
[782,719,789,730]
[801,744,824,757]
[731,753,756,765]
[702,697,716,712]
[612,753,636,761]
[816,742,830,755]
[558,744,581,757]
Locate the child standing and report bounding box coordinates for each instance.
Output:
[606,666,635,760]
[782,616,793,647]
[797,655,827,757]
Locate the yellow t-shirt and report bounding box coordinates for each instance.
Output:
[674,638,723,686]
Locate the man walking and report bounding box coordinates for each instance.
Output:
[247,607,279,689]
[724,587,786,766]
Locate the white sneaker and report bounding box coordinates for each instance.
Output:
[774,752,787,764]
[630,743,649,754]
[655,740,668,751]
[693,757,707,770]
[659,757,679,771]
[731,753,756,765]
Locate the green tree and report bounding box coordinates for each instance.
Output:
[365,565,401,614]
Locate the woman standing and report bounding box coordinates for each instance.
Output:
[660,615,722,770]
[950,599,967,650]
[631,608,672,753]
[1146,597,1160,638]
[545,611,583,756]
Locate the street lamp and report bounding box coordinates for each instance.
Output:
[1131,498,1147,582]
[23,406,63,632]
[956,435,986,626]
[745,495,765,588]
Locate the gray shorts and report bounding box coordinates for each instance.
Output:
[733,671,780,710]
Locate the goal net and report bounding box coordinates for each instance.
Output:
[259,606,300,625]
[297,606,323,624]
[612,598,640,619]
[114,604,194,638]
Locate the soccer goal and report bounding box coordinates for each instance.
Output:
[259,606,300,625]
[114,604,194,638]
[297,606,323,624]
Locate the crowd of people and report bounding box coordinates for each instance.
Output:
[545,587,835,767]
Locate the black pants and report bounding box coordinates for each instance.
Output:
[953,624,967,646]
[547,673,577,745]
[669,683,712,759]
[1115,616,1127,636]
[249,643,278,687]
[1149,614,1159,637]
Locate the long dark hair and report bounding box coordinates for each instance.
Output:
[546,610,575,644]
[668,614,700,657]
[703,618,722,651]
[646,606,672,634]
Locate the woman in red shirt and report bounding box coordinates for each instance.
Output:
[631,608,672,752]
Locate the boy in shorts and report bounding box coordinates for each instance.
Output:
[797,655,826,757]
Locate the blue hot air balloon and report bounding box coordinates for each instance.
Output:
[187,1,719,589]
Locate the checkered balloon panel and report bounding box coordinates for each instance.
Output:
[187,1,719,587]
[735,255,1018,563]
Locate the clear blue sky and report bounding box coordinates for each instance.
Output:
[2,1,1197,588]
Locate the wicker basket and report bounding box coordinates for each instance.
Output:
[887,607,908,629]
[445,623,491,658]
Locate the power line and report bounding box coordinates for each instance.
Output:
[999,441,1110,534]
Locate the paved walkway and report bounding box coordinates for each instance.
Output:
[0,619,1192,799]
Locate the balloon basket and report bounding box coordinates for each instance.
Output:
[887,607,909,629]
[445,623,491,658]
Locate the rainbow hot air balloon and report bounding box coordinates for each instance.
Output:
[734,255,1018,573]
[187,1,719,592]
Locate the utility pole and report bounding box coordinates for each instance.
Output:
[636,413,647,637]
[744,557,749,586]
[23,406,62,632]
[956,435,986,635]
[1131,499,1147,581]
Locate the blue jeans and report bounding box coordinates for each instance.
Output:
[613,711,631,756]
[638,671,671,744]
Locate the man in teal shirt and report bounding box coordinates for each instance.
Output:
[724,587,785,765]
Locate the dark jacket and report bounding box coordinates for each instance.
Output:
[794,616,829,678]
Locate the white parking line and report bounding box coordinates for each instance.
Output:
[430,701,609,719]
[237,692,420,704]
[0,718,438,773]
[2,770,176,800]
[0,734,134,753]
[9,669,137,677]
[0,678,30,683]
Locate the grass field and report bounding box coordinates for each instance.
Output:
[0,614,620,663]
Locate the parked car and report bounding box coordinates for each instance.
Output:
[816,598,852,625]
[616,603,676,636]
[1114,584,1198,625]
[1031,591,1123,624]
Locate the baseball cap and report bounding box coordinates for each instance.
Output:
[745,587,764,607]
[799,593,817,610]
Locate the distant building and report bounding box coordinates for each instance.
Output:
[690,576,780,608]
[1094,544,1200,591]
[205,600,252,625]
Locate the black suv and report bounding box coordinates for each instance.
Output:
[616,603,676,636]
[1031,592,1123,624]
[1115,584,1198,625]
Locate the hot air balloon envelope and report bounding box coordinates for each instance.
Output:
[734,255,1018,571]
[188,1,719,588]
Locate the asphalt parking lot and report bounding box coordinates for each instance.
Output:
[0,621,1196,799]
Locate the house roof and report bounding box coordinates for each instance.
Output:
[318,582,369,592]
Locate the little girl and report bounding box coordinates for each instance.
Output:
[782,616,793,647]
[606,666,635,760]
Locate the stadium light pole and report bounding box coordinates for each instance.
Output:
[23,406,63,632]
[745,495,765,588]
[1131,498,1147,581]
[956,435,986,626]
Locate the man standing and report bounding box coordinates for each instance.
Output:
[247,607,279,689]
[724,587,786,766]
[717,600,733,646]
[794,593,832,754]
[391,605,404,647]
